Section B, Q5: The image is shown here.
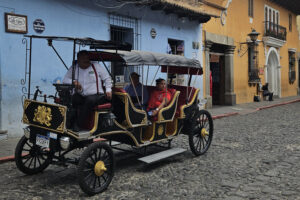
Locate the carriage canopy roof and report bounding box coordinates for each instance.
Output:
[94,50,202,69]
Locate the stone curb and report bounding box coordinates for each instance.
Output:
[1,99,299,164]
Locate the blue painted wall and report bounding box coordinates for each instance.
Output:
[0,0,203,136]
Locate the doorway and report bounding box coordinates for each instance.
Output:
[210,54,225,105]
[266,49,280,96]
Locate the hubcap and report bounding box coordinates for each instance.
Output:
[201,128,209,138]
[94,161,107,176]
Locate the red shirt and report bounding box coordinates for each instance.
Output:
[147,89,171,110]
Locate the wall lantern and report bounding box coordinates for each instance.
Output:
[248,29,260,42]
[237,29,261,57]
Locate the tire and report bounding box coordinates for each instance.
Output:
[15,136,53,175]
[77,142,115,196]
[188,110,214,156]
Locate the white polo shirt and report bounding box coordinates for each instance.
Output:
[63,62,112,96]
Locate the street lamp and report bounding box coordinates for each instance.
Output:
[248,29,260,43]
[238,29,261,57]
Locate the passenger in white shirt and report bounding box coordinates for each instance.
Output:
[63,50,112,131]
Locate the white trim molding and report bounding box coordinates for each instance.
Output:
[265,47,281,97]
[263,36,286,48]
[288,48,297,53]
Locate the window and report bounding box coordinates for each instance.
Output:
[248,43,260,83]
[168,39,185,85]
[264,5,285,40]
[109,14,140,83]
[288,51,296,83]
[289,13,292,32]
[248,0,253,17]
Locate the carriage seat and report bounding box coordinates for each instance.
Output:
[94,103,112,110]
[146,86,179,122]
[168,85,197,117]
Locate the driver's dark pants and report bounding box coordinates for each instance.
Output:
[71,93,108,127]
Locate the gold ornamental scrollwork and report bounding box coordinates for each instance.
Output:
[58,107,66,116]
[57,121,64,131]
[23,114,29,124]
[33,105,52,127]
[157,125,164,136]
[23,100,31,110]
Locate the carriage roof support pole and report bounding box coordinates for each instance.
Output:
[188,69,200,101]
[166,66,169,93]
[146,65,149,85]
[27,37,32,99]
[126,66,142,108]
[71,40,76,83]
[151,66,160,86]
[142,65,144,105]
[186,68,190,104]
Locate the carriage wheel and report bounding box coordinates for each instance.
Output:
[15,136,53,175]
[77,142,115,196]
[189,110,213,156]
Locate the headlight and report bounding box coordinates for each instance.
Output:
[60,136,70,150]
[23,127,30,139]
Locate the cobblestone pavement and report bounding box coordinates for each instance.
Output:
[0,102,299,200]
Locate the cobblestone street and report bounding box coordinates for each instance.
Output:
[0,102,299,200]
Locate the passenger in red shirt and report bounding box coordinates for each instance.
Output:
[147,78,171,117]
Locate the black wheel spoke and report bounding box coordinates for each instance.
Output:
[93,176,97,189]
[93,150,98,162]
[25,141,32,148]
[27,157,34,168]
[195,137,200,152]
[98,148,102,160]
[23,156,32,165]
[90,153,96,164]
[97,176,101,187]
[101,174,107,182]
[85,171,94,183]
[33,156,37,168]
[36,155,42,166]
[22,148,30,152]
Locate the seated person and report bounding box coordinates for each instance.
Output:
[124,72,148,109]
[262,83,273,101]
[147,78,171,117]
[63,50,112,132]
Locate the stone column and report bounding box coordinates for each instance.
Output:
[204,41,213,108]
[224,45,236,105]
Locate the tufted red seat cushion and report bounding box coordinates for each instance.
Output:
[94,103,112,110]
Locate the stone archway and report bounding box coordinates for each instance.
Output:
[265,47,281,97]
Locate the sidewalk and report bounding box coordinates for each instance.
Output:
[1,95,299,163]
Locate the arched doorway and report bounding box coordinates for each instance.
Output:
[265,48,281,97]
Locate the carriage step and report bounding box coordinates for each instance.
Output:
[138,148,186,164]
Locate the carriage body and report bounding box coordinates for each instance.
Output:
[16,35,213,195]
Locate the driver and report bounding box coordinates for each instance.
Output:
[63,50,112,132]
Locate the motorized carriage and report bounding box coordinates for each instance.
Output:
[15,35,213,195]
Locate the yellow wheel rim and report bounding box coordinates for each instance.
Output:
[94,161,107,176]
[201,128,209,138]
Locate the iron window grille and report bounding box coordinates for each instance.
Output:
[248,43,260,83]
[109,13,141,82]
[264,21,287,41]
[288,51,296,84]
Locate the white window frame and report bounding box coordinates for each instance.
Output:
[264,5,280,24]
